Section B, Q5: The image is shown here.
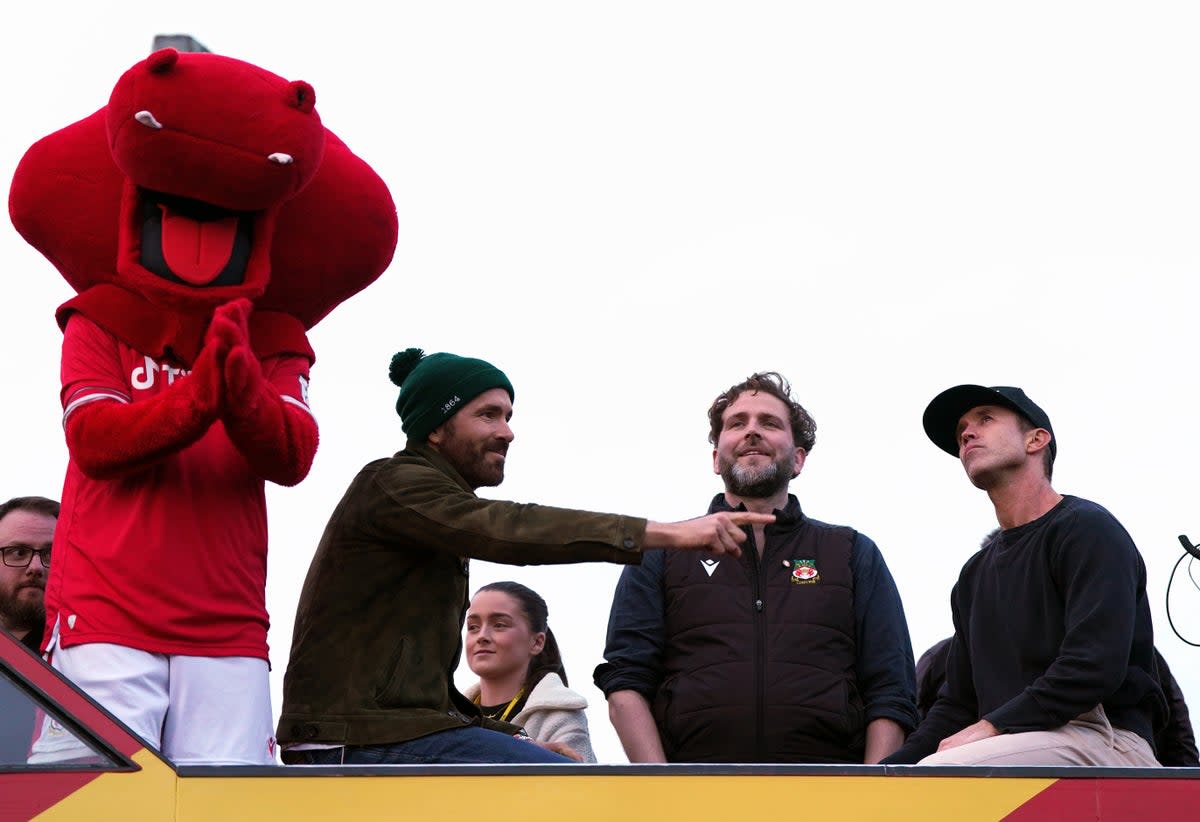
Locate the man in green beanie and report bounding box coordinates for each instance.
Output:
[277,348,772,765]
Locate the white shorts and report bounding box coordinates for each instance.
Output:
[30,634,276,766]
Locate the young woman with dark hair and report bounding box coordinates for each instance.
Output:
[463,581,596,762]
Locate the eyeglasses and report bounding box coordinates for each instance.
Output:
[1,546,51,568]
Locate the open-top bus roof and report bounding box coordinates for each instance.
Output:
[2,628,1197,821]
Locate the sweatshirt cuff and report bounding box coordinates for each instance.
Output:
[593,663,658,701]
[984,692,1055,733]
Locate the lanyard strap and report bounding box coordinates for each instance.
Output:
[476,687,525,722]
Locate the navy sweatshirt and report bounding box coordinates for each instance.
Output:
[886,495,1166,764]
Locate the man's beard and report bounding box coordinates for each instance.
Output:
[461,451,505,489]
[719,454,792,499]
[0,585,45,635]
[441,431,507,488]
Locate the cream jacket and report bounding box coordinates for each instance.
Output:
[465,673,597,763]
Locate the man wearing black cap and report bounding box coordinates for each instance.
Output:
[277,348,772,765]
[884,385,1166,766]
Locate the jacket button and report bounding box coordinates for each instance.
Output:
[623,538,636,549]
[303,724,319,739]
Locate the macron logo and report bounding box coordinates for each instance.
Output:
[701,558,720,577]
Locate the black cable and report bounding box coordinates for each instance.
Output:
[1165,549,1200,647]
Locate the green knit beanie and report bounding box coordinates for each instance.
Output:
[389,348,515,442]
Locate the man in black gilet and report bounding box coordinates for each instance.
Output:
[596,372,918,763]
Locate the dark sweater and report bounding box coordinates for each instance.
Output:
[887,495,1166,764]
[915,637,1197,765]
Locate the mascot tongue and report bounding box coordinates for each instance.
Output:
[158,204,239,286]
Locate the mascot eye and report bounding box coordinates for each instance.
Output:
[268,153,294,165]
[134,110,164,130]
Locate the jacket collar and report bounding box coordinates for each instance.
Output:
[707,492,805,529]
[463,673,587,713]
[403,441,475,494]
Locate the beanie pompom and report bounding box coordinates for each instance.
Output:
[390,348,424,387]
[392,348,513,442]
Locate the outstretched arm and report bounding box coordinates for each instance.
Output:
[644,511,775,557]
[214,300,318,487]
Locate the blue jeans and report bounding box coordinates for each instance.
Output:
[292,727,571,765]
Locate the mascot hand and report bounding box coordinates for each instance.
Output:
[199,297,255,415]
[218,304,318,486]
[206,297,253,356]
[224,343,266,412]
[212,298,253,343]
[190,325,233,416]
[215,297,268,415]
[221,352,319,486]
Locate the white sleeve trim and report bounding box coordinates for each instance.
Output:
[62,391,129,428]
[282,394,316,420]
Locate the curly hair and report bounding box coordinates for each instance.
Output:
[707,372,816,452]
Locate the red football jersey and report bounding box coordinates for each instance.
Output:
[46,314,313,660]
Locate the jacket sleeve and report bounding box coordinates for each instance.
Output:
[592,551,666,701]
[883,588,978,764]
[522,709,598,763]
[984,509,1147,732]
[851,534,919,732]
[367,458,646,566]
[1154,649,1199,766]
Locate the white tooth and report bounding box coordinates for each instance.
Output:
[134,110,163,129]
[268,152,294,165]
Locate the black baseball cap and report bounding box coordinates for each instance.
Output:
[923,385,1056,462]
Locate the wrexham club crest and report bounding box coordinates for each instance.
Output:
[787,559,820,585]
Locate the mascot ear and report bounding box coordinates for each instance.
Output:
[287,81,316,114]
[147,48,179,73]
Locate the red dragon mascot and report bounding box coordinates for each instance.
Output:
[8,47,397,765]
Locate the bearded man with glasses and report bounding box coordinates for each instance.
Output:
[0,496,58,653]
[0,495,58,763]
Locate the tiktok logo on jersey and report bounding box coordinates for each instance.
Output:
[130,356,189,390]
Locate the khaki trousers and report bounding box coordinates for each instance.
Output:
[918,705,1160,767]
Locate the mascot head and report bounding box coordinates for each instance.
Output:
[10,47,397,329]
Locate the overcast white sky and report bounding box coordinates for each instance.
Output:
[4,2,1200,764]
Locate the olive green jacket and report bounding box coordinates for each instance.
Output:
[277,442,645,748]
